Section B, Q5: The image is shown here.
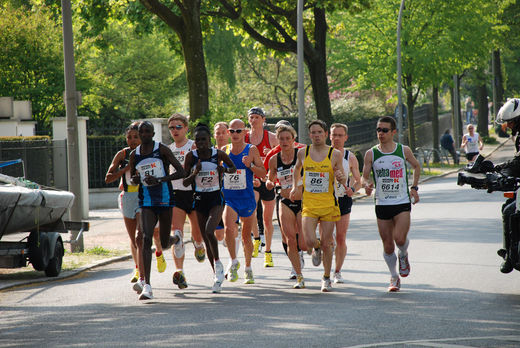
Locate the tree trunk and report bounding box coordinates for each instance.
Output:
[432,85,440,163]
[476,83,489,137]
[177,6,209,120]
[306,8,332,126]
[493,49,504,117]
[405,75,416,150]
[139,0,208,121]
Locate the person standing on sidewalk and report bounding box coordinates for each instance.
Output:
[290,119,347,292]
[183,124,236,293]
[222,119,266,284]
[167,113,206,290]
[245,107,278,266]
[440,129,459,165]
[329,123,362,284]
[362,116,421,292]
[129,121,185,300]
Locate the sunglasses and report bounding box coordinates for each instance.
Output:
[229,129,244,134]
[376,127,391,133]
[169,125,184,130]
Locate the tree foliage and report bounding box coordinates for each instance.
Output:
[0,2,64,131]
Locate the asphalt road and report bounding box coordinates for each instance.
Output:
[2,151,520,347]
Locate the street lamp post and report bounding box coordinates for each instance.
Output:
[396,0,405,144]
[297,0,308,144]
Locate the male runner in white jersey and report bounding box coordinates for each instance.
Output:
[167,113,205,289]
[362,116,421,292]
[329,123,362,284]
[290,119,347,292]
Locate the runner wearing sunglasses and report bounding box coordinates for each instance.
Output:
[361,116,421,292]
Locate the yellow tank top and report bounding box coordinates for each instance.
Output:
[302,145,337,208]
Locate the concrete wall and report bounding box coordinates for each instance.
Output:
[89,187,120,210]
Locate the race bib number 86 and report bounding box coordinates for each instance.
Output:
[304,171,329,193]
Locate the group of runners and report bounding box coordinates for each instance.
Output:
[106,109,421,300]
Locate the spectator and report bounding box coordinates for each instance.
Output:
[440,129,459,164]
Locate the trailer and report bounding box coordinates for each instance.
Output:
[0,166,88,277]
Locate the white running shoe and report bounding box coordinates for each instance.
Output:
[139,284,153,300]
[321,277,332,292]
[215,260,225,283]
[133,279,144,294]
[172,229,185,258]
[333,272,344,284]
[289,268,297,280]
[312,248,322,267]
[299,250,305,269]
[212,280,222,293]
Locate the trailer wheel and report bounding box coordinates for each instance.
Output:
[28,232,50,271]
[45,239,64,277]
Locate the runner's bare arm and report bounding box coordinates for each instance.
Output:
[247,145,267,178]
[362,149,374,196]
[332,149,347,186]
[129,150,140,185]
[289,148,304,201]
[182,151,199,187]
[105,149,127,184]
[349,152,362,192]
[217,150,236,175]
[404,145,420,204]
[160,144,185,182]
[266,155,278,190]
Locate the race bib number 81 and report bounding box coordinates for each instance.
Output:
[136,158,165,186]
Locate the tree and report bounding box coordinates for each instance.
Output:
[0,3,64,131]
[330,0,498,149]
[214,0,369,126]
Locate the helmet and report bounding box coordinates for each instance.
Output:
[248,107,265,117]
[497,98,520,123]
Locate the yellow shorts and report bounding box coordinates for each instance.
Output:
[302,205,340,222]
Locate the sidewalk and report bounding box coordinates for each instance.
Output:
[0,136,511,291]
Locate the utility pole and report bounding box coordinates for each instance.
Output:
[396,0,405,144]
[61,0,83,251]
[297,0,309,144]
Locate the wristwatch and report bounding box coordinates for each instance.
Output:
[410,186,419,191]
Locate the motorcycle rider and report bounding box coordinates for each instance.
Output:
[494,98,520,273]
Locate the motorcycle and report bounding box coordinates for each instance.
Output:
[457,154,520,273]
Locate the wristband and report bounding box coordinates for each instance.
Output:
[410,186,418,191]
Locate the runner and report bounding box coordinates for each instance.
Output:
[167,113,205,290]
[329,123,362,284]
[245,107,278,266]
[222,119,266,284]
[213,121,230,243]
[183,123,236,293]
[290,119,347,292]
[266,125,306,288]
[362,116,420,292]
[128,121,185,300]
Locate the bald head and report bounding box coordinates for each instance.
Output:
[229,119,245,128]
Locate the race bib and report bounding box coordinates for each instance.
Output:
[335,181,346,197]
[304,171,329,193]
[195,170,220,192]
[172,150,187,165]
[136,158,165,186]
[277,167,294,190]
[377,179,401,195]
[223,169,247,190]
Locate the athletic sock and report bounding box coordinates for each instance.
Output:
[232,258,238,265]
[397,239,409,256]
[155,250,162,257]
[245,266,252,271]
[383,252,399,278]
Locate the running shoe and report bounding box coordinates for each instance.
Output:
[133,279,144,294]
[225,261,240,282]
[312,248,322,267]
[289,268,297,280]
[139,284,153,300]
[130,269,139,283]
[244,269,255,284]
[172,270,188,289]
[264,251,274,267]
[194,243,206,263]
[215,260,225,283]
[321,277,332,292]
[156,253,166,273]
[388,276,401,292]
[293,275,305,289]
[252,239,261,258]
[172,230,185,258]
[333,272,344,284]
[212,280,222,293]
[299,250,305,269]
[398,252,410,277]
